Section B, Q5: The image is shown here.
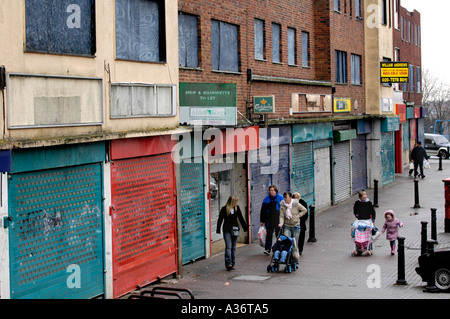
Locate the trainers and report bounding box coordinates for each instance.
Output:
[264,250,270,255]
[422,175,425,179]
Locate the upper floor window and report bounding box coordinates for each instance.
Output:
[179,13,199,68]
[301,31,310,67]
[25,0,96,56]
[254,19,265,60]
[211,20,239,72]
[335,50,347,84]
[287,27,297,66]
[334,0,340,12]
[115,0,166,63]
[272,23,281,63]
[351,54,361,85]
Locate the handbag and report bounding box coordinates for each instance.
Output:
[232,226,240,237]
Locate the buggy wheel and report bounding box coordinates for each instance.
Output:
[434,268,450,291]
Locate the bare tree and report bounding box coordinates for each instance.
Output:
[422,68,450,133]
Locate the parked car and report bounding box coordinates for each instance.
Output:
[424,133,450,159]
[415,249,450,291]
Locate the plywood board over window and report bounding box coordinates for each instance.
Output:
[7,74,103,129]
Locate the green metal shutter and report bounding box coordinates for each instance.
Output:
[9,163,104,299]
[292,142,314,206]
[180,158,206,263]
[381,132,395,186]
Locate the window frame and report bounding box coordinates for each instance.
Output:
[211,19,240,73]
[115,0,167,63]
[335,50,348,84]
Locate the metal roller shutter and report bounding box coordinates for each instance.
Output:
[334,141,351,203]
[271,144,290,196]
[381,132,395,186]
[9,164,104,299]
[292,142,314,207]
[180,158,206,264]
[111,153,177,298]
[352,135,367,194]
[249,148,271,241]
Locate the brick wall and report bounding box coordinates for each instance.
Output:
[178,0,366,121]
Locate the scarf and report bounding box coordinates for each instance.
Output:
[284,201,293,219]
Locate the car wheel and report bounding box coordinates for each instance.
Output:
[434,268,450,291]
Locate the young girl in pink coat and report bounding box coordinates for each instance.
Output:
[381,210,403,255]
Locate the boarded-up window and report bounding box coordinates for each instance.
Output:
[111,83,175,118]
[254,19,265,60]
[335,50,347,83]
[272,23,281,63]
[179,13,199,68]
[25,0,96,55]
[211,20,239,72]
[288,27,296,66]
[115,0,166,63]
[301,31,309,67]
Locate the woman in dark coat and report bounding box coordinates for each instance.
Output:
[217,195,248,270]
[353,190,376,221]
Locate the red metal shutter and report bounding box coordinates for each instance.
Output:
[111,153,177,298]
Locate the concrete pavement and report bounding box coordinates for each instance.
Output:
[130,157,450,300]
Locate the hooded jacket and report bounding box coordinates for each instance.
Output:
[260,193,284,227]
[381,210,403,241]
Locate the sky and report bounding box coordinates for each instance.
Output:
[401,0,450,84]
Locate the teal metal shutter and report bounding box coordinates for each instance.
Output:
[292,142,314,206]
[334,141,351,203]
[180,158,206,263]
[381,132,395,186]
[9,163,104,299]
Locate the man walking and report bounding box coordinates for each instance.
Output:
[410,141,429,179]
[260,185,284,255]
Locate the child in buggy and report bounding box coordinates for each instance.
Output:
[351,219,380,256]
[267,234,298,273]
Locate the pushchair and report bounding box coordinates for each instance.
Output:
[351,219,378,256]
[267,232,299,273]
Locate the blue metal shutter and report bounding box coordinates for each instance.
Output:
[9,163,104,299]
[271,144,290,196]
[334,141,351,204]
[352,135,367,194]
[381,132,395,186]
[180,158,205,263]
[249,148,271,241]
[292,142,314,206]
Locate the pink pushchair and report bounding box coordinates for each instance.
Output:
[351,219,376,256]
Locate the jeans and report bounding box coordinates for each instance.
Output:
[283,225,300,241]
[223,232,237,267]
[274,250,288,263]
[414,161,424,177]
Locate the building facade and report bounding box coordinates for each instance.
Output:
[0,0,425,299]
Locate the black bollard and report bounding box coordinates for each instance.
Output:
[420,221,428,256]
[439,155,443,171]
[414,179,420,208]
[431,208,438,242]
[373,179,379,207]
[396,237,407,285]
[308,205,317,243]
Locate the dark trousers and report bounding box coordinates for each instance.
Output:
[265,224,280,252]
[298,220,307,253]
[414,161,424,177]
